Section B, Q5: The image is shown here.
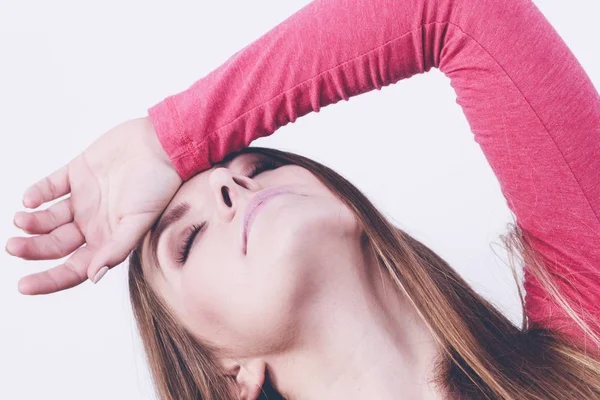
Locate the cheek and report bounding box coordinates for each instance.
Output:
[176,239,301,352]
[176,247,238,341]
[175,241,277,348]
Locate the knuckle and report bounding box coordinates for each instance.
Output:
[44,176,58,198]
[47,234,64,257]
[63,261,85,280]
[47,208,58,227]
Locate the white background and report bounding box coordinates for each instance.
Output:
[1,0,598,399]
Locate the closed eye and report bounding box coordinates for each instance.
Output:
[245,158,279,178]
[176,222,205,265]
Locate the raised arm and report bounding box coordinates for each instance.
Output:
[148,0,600,340]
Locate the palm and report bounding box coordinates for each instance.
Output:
[7,117,182,294]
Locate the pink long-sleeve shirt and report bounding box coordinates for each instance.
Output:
[147,0,600,345]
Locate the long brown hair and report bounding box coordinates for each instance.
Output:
[129,146,600,399]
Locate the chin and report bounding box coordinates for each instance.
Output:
[252,194,359,291]
[250,193,357,259]
[239,197,360,347]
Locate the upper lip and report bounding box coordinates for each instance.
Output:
[242,187,293,253]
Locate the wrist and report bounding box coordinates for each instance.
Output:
[138,116,181,181]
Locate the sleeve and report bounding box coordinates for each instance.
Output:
[147,0,600,341]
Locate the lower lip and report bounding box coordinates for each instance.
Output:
[243,191,289,254]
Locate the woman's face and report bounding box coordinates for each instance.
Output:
[140,151,360,358]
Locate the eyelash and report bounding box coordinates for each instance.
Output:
[176,223,204,265]
[246,158,279,178]
[176,157,280,265]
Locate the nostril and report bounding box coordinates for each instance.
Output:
[221,186,232,207]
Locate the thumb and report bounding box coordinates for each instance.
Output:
[87,216,152,283]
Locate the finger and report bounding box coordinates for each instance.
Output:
[22,164,70,209]
[88,215,153,283]
[13,197,73,235]
[18,245,93,295]
[6,222,84,260]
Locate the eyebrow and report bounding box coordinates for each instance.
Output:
[146,155,240,272]
[149,201,191,272]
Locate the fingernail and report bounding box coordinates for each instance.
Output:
[5,240,14,255]
[92,266,109,284]
[13,213,22,228]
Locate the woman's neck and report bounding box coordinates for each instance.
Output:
[267,239,445,400]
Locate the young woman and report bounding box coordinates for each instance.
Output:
[7,0,600,398]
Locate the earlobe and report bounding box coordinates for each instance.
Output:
[221,358,241,378]
[234,359,267,400]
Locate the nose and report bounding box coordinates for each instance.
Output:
[208,167,260,222]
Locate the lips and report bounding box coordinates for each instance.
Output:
[242,187,293,254]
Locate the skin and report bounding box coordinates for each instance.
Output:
[141,151,443,400]
[8,117,182,294]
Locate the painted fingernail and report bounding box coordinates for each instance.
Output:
[92,266,109,284]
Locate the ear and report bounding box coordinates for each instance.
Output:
[222,358,266,400]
